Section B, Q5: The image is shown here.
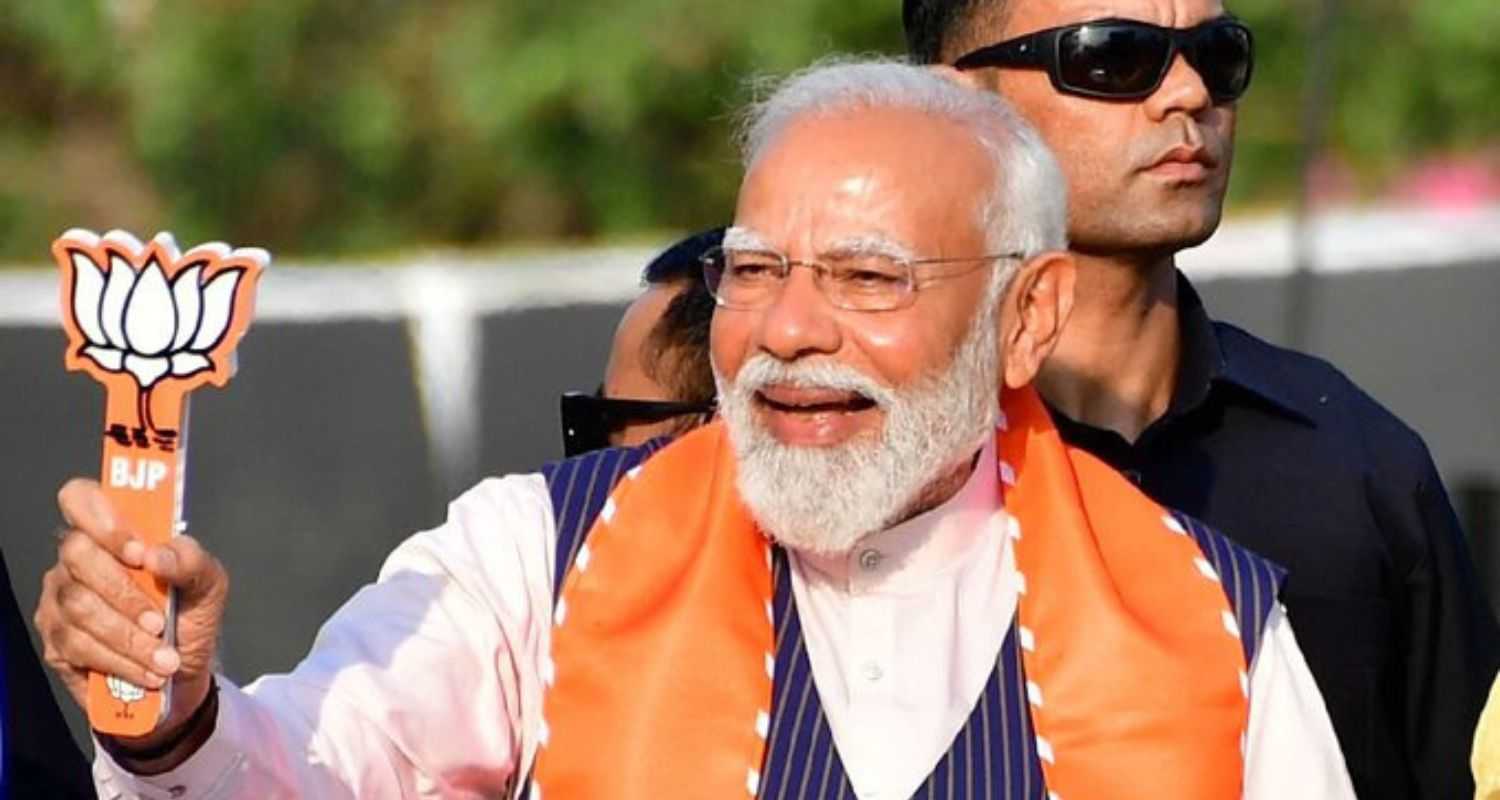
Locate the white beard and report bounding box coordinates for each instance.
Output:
[715,289,1002,556]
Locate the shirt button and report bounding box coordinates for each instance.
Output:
[862,661,884,682]
[858,549,883,571]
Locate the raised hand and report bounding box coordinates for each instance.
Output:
[35,478,229,752]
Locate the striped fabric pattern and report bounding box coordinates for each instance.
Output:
[1172,510,1287,664]
[539,437,670,600]
[536,443,1286,798]
[757,548,1048,800]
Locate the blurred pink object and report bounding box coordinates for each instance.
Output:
[1393,156,1500,209]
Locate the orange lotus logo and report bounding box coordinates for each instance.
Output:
[54,229,267,451]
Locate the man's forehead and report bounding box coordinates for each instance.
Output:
[724,225,918,257]
[732,110,991,256]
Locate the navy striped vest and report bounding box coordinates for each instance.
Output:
[539,442,1286,799]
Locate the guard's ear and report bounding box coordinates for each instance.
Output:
[999,251,1076,389]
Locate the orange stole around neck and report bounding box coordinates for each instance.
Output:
[533,387,1249,799]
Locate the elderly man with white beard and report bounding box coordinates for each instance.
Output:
[39,60,1354,800]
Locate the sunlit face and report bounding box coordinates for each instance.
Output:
[968,0,1237,256]
[710,108,1006,552]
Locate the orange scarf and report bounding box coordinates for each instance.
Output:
[535,387,1248,798]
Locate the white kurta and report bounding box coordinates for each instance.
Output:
[92,443,1355,800]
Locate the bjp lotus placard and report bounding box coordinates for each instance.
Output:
[53,229,267,736]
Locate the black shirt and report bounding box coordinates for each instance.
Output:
[1050,275,1500,799]
[1,549,93,800]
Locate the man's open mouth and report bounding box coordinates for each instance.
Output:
[755,385,878,414]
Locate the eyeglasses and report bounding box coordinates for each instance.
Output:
[702,246,1023,312]
[559,391,716,457]
[953,17,1254,104]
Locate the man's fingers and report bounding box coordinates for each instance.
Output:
[57,478,108,529]
[57,531,161,627]
[144,535,226,605]
[56,479,141,565]
[53,580,173,680]
[36,626,93,710]
[47,623,167,691]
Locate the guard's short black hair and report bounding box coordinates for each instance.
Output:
[641,226,724,286]
[903,0,1010,64]
[638,227,723,407]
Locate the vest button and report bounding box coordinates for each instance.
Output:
[858,549,884,571]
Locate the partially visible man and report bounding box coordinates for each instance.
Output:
[38,60,1353,799]
[561,229,721,455]
[905,1,1500,797]
[607,227,721,413]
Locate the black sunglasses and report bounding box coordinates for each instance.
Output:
[953,17,1254,103]
[559,391,716,457]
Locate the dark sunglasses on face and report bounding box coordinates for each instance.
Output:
[953,17,1254,104]
[559,391,716,457]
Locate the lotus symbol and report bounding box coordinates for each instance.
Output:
[56,230,266,446]
[105,674,147,718]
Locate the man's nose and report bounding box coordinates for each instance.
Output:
[1144,53,1213,120]
[756,266,842,361]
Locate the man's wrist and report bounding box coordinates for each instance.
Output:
[97,677,219,776]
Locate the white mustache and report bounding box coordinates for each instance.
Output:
[730,354,898,409]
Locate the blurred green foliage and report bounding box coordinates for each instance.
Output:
[1,0,1495,262]
[1228,0,1500,204]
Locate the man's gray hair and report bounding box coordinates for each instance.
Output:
[738,57,1068,260]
